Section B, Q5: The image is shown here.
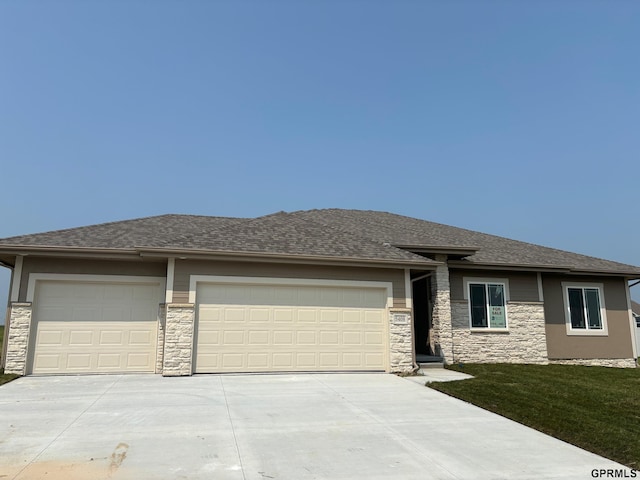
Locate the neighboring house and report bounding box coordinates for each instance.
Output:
[0,209,638,377]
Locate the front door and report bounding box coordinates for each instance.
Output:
[412,276,432,357]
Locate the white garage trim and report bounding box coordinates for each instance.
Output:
[188,275,394,306]
[166,258,175,303]
[10,255,23,302]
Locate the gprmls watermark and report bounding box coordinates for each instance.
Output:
[592,469,638,478]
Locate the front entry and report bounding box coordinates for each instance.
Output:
[412,276,432,356]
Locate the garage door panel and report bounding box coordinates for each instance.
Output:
[67,354,92,369]
[365,332,384,345]
[38,330,64,346]
[127,353,152,368]
[273,331,294,345]
[249,308,270,322]
[222,353,244,368]
[100,331,124,345]
[195,283,387,373]
[97,353,121,369]
[319,352,339,367]
[273,309,294,322]
[320,310,339,323]
[31,281,160,375]
[34,354,61,370]
[248,353,269,368]
[223,331,245,344]
[248,331,269,344]
[296,331,316,344]
[129,330,153,345]
[69,331,93,346]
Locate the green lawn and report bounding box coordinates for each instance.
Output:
[0,325,19,385]
[429,363,640,469]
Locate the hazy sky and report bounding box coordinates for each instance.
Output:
[1,0,639,309]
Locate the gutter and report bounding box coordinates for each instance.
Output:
[0,245,441,270]
[447,260,640,278]
[136,247,441,269]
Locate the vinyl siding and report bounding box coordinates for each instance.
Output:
[172,259,406,307]
[543,274,634,359]
[18,257,167,302]
[449,269,540,302]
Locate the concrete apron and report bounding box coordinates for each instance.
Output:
[0,373,625,480]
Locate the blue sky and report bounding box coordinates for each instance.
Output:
[1,0,640,307]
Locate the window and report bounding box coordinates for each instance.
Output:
[562,283,608,336]
[467,281,508,329]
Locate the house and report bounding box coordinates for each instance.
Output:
[1,209,638,377]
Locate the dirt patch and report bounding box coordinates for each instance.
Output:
[13,443,132,480]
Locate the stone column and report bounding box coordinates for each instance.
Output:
[4,303,33,376]
[389,308,414,373]
[162,304,195,376]
[430,255,453,363]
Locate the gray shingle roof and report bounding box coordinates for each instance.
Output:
[286,209,640,275]
[632,301,640,315]
[0,209,638,274]
[0,212,436,266]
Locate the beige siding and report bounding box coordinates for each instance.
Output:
[173,259,406,307]
[19,257,167,302]
[450,269,539,302]
[543,274,634,359]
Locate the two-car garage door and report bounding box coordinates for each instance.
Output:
[30,280,162,375]
[194,281,389,373]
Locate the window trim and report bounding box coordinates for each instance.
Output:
[463,277,510,331]
[561,282,608,336]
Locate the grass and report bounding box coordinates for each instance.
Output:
[0,325,19,385]
[429,363,640,469]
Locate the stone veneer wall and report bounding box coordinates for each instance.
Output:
[388,308,414,373]
[430,256,453,363]
[162,304,195,376]
[450,301,548,364]
[549,358,637,368]
[4,303,32,375]
[155,304,166,374]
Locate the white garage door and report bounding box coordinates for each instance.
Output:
[30,280,161,375]
[194,282,388,373]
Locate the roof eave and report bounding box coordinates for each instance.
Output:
[448,260,640,277]
[0,244,440,269]
[0,245,140,259]
[136,247,440,269]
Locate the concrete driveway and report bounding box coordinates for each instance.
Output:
[0,373,624,480]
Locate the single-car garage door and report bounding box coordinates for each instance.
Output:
[29,280,162,375]
[194,281,389,373]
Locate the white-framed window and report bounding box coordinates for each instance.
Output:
[464,278,509,330]
[562,282,608,336]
